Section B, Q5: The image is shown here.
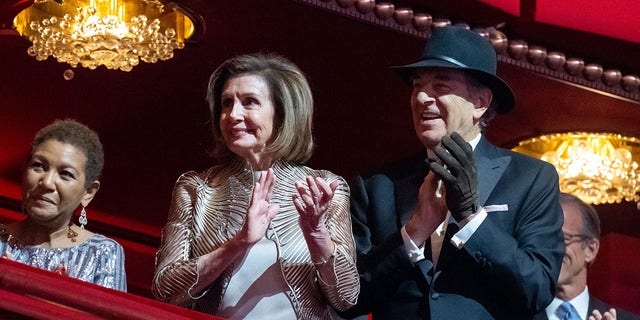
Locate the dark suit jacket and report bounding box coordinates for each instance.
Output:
[533,296,640,320]
[338,137,565,320]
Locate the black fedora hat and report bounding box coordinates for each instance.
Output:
[393,26,516,113]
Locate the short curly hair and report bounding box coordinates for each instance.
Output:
[30,119,104,188]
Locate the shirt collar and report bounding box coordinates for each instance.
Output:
[544,286,590,320]
[427,133,481,159]
[468,133,481,150]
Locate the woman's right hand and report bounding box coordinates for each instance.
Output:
[237,168,280,245]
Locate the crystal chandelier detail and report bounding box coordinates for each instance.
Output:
[13,0,196,71]
[514,132,640,205]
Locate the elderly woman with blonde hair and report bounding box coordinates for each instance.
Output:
[152,53,359,319]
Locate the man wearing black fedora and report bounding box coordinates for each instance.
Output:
[338,26,565,319]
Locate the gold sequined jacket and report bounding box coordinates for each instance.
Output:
[152,159,359,319]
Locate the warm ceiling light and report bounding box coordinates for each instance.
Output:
[513,132,640,205]
[13,0,196,71]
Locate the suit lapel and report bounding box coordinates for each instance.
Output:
[474,137,511,206]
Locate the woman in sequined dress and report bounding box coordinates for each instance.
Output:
[152,53,359,319]
[0,119,126,291]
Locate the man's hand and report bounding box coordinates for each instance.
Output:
[589,308,617,320]
[405,171,448,246]
[428,132,479,222]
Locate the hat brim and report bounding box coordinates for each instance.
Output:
[392,59,516,114]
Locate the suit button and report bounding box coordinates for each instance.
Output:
[474,251,483,259]
[431,293,440,300]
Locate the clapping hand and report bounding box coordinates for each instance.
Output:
[294,176,339,238]
[589,308,617,320]
[405,171,448,247]
[428,132,480,222]
[238,169,279,245]
[293,176,340,263]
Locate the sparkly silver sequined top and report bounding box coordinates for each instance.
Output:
[0,226,127,291]
[152,159,359,320]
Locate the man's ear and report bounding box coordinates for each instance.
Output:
[81,180,101,207]
[472,87,492,120]
[585,238,600,266]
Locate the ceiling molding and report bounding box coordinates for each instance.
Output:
[294,0,640,102]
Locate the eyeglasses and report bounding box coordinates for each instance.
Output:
[563,232,590,244]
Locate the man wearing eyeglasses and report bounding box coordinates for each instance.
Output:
[535,193,639,320]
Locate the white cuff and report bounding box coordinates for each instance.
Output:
[451,208,487,249]
[401,225,425,262]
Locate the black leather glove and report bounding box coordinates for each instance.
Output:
[428,132,479,222]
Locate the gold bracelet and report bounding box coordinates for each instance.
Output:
[312,255,333,266]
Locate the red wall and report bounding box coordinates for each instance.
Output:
[589,232,640,314]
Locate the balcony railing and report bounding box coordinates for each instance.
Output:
[0,258,222,319]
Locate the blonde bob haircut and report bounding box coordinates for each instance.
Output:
[206,53,314,165]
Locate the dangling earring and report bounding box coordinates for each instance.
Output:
[79,206,88,232]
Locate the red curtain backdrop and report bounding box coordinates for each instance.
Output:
[478,0,640,43]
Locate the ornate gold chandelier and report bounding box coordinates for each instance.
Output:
[13,0,196,71]
[513,132,640,205]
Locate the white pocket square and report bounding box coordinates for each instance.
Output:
[483,204,509,212]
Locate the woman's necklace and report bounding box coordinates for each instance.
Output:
[66,222,78,242]
[0,224,20,248]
